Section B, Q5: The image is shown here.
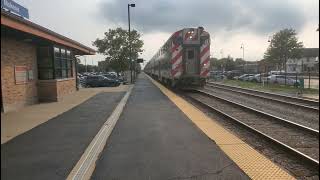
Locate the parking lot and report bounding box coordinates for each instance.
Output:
[209,71,319,89]
[78,71,133,88]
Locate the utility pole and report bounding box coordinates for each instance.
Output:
[128,3,135,83]
[85,56,87,73]
[92,58,94,72]
[241,43,245,73]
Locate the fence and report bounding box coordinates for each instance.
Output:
[209,71,319,90]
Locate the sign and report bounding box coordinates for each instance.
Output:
[1,0,29,19]
[28,69,33,80]
[14,66,28,84]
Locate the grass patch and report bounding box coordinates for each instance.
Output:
[218,80,319,95]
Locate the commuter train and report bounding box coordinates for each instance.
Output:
[144,27,211,87]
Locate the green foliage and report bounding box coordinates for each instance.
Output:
[93,27,144,73]
[264,28,303,66]
[210,56,246,71]
[234,58,245,65]
[135,63,142,74]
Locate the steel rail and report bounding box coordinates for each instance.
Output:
[184,89,319,167]
[207,82,319,108]
[205,84,319,112]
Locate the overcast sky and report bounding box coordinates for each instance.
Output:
[16,0,319,66]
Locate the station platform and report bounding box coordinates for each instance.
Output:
[1,73,295,180]
[1,91,126,179]
[91,74,249,179]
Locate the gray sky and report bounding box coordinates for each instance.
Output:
[16,0,319,66]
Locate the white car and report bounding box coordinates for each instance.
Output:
[238,74,254,81]
[268,70,285,75]
[242,75,255,81]
[267,75,300,86]
[251,74,268,83]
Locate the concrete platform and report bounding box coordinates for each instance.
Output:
[1,85,131,144]
[91,74,249,179]
[1,92,125,180]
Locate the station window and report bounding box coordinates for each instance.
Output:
[38,46,73,80]
[38,47,54,79]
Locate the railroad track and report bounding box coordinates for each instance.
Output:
[204,84,319,130]
[183,88,319,168]
[207,82,319,110]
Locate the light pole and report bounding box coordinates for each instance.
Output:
[128,3,135,83]
[240,43,245,73]
[220,49,223,59]
[84,55,87,73]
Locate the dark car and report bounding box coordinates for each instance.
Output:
[102,73,128,85]
[102,73,118,80]
[78,75,87,87]
[86,75,120,87]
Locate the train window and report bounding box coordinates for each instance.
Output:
[187,50,194,59]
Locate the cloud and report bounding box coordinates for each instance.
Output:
[98,0,307,35]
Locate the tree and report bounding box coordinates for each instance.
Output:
[209,58,219,70]
[77,63,98,73]
[234,58,245,66]
[93,27,144,74]
[210,56,236,71]
[264,28,303,71]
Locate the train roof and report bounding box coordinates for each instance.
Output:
[169,27,209,39]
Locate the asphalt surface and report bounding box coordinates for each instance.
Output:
[91,74,249,180]
[1,92,125,180]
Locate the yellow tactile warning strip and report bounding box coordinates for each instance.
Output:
[147,75,295,180]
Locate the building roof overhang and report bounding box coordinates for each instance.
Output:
[1,10,95,55]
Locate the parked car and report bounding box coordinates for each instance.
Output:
[267,75,300,86]
[102,73,117,80]
[268,70,285,75]
[238,74,254,81]
[213,74,226,80]
[225,70,241,79]
[118,75,128,84]
[251,74,266,83]
[86,75,120,87]
[78,75,87,87]
[243,75,255,81]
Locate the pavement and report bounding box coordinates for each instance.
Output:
[1,85,131,144]
[91,74,249,180]
[302,94,319,100]
[1,90,126,179]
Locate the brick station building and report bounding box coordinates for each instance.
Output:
[1,10,95,112]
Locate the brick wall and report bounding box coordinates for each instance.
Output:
[56,78,76,100]
[1,37,38,112]
[38,80,57,102]
[38,59,76,102]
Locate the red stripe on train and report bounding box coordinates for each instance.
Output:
[201,57,210,66]
[171,51,182,64]
[201,69,209,77]
[171,44,179,53]
[171,63,182,76]
[199,46,210,58]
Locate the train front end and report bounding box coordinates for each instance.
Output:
[170,27,210,87]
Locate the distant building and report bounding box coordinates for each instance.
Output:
[234,61,259,74]
[286,48,319,73]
